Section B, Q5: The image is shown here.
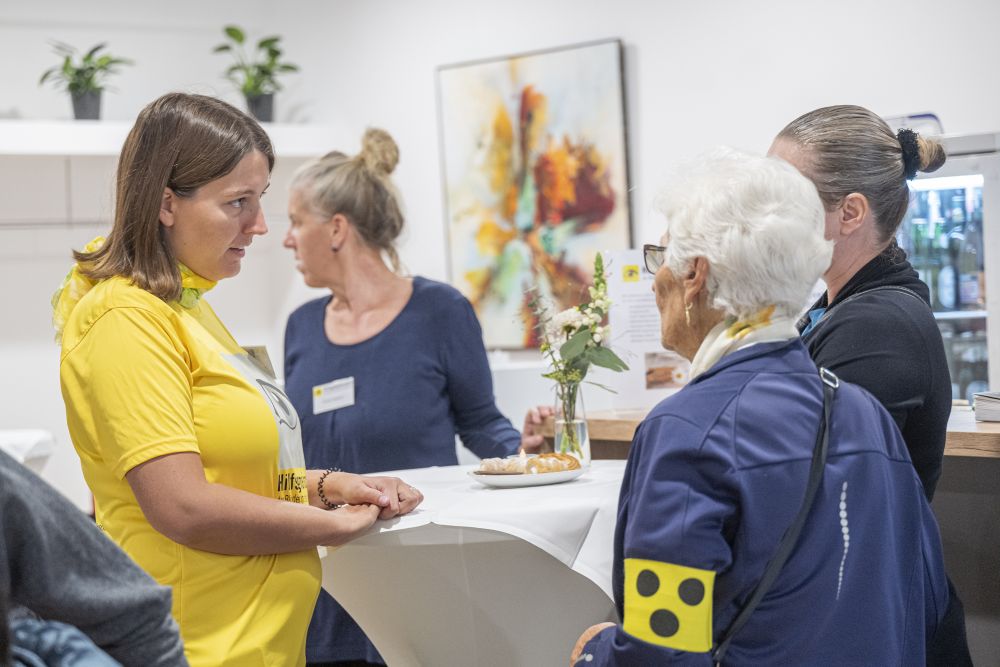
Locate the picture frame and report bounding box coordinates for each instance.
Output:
[437,38,633,349]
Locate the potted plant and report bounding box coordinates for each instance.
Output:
[38,42,133,120]
[213,25,299,123]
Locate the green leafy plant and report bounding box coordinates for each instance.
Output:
[213,25,299,98]
[530,253,629,456]
[38,42,132,94]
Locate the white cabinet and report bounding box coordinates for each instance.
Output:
[0,156,68,224]
[68,156,117,223]
[0,120,347,227]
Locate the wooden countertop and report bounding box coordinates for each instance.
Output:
[542,407,1000,459]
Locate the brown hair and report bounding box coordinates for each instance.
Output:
[291,127,405,271]
[76,92,274,300]
[776,104,946,244]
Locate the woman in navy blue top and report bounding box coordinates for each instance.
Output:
[282,128,547,666]
[284,276,524,473]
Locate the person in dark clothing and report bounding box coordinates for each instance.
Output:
[0,449,187,666]
[796,251,950,499]
[771,104,972,666]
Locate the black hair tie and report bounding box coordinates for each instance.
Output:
[897,128,921,180]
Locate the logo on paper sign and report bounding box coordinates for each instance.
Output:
[623,265,640,282]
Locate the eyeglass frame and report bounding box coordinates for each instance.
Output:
[643,244,666,274]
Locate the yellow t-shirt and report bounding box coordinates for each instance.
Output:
[59,276,320,667]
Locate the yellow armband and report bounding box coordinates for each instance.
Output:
[623,558,715,652]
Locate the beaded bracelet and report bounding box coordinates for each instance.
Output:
[317,467,342,510]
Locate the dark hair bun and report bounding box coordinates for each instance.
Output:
[897,129,946,179]
[360,127,399,175]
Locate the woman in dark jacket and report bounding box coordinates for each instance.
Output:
[771,104,971,665]
[571,148,948,665]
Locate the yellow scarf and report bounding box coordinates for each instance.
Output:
[687,305,799,381]
[51,236,217,342]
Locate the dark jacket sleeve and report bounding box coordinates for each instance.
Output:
[0,451,187,666]
[441,295,522,458]
[583,414,736,665]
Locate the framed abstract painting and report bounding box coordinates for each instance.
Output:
[437,39,632,348]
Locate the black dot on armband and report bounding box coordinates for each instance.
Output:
[636,569,659,597]
[678,578,705,606]
[649,609,680,638]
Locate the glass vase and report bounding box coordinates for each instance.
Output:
[554,382,591,467]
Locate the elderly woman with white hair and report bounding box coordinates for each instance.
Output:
[570,149,949,665]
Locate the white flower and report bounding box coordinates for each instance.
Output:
[547,307,587,341]
[593,333,603,343]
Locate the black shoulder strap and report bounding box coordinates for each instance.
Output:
[711,368,839,665]
[802,285,926,341]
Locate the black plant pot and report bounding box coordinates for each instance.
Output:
[71,90,101,120]
[246,93,274,123]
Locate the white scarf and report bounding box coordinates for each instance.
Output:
[688,306,799,381]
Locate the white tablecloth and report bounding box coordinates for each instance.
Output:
[320,460,627,666]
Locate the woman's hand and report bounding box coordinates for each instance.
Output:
[521,405,555,453]
[570,622,615,664]
[314,471,424,520]
[322,471,396,514]
[363,476,424,520]
[322,503,381,547]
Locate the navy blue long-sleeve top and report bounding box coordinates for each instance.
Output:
[284,277,522,663]
[283,276,521,475]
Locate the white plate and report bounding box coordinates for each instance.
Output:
[468,467,585,488]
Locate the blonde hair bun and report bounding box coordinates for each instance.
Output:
[360,127,399,175]
[917,135,947,173]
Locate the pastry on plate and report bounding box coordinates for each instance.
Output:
[477,451,581,475]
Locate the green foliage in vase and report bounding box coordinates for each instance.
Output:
[213,25,299,98]
[530,253,629,454]
[38,42,133,94]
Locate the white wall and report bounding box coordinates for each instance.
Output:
[269,0,1000,283]
[0,1,274,121]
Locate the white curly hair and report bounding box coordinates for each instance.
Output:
[655,147,833,319]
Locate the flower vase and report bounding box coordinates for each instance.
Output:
[554,382,591,467]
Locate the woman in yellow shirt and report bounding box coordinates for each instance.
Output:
[55,92,423,667]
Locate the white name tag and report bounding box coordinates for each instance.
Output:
[313,377,355,415]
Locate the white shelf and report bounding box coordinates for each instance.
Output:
[0,120,344,158]
[935,310,988,320]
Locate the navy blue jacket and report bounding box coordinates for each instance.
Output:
[583,339,948,665]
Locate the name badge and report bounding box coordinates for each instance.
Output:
[313,377,355,415]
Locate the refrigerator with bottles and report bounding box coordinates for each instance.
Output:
[896,133,1000,402]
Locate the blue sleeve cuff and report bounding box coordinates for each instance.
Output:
[580,626,714,666]
[579,626,615,664]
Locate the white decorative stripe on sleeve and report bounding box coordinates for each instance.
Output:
[837,480,849,600]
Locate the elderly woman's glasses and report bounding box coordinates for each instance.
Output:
[643,244,666,274]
